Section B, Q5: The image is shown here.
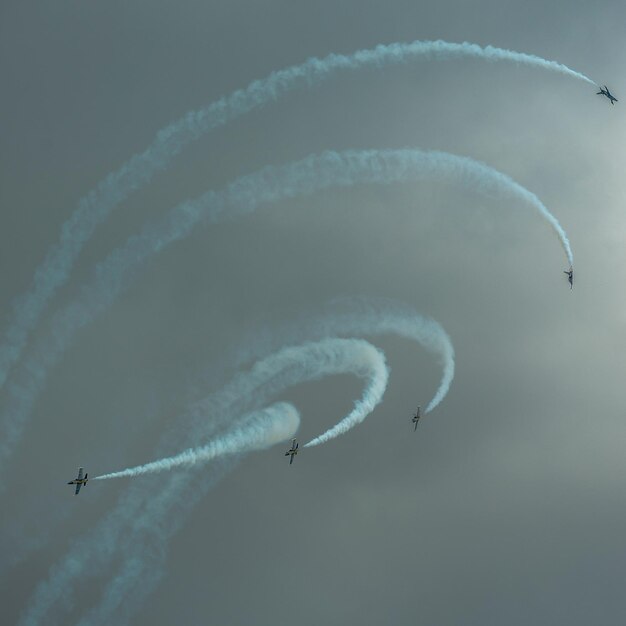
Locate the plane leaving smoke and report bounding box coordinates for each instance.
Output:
[0,148,569,473]
[7,34,593,626]
[0,39,590,413]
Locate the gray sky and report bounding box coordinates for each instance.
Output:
[2,0,626,624]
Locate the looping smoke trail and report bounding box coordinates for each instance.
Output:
[232,296,455,414]
[18,295,454,625]
[0,294,454,579]
[0,147,566,471]
[0,39,590,403]
[18,336,392,626]
[20,294,454,626]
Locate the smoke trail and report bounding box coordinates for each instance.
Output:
[93,402,300,480]
[19,337,390,626]
[0,40,590,405]
[0,147,566,471]
[231,296,454,414]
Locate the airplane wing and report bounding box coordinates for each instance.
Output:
[75,482,82,495]
[77,467,84,480]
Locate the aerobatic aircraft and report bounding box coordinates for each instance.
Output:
[67,467,88,495]
[597,85,618,104]
[564,267,573,289]
[285,439,299,465]
[412,406,421,431]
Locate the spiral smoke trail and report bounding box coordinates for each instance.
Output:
[20,299,453,625]
[0,147,565,472]
[19,336,392,626]
[0,39,590,403]
[231,296,455,415]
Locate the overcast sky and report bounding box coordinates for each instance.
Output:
[2,1,626,624]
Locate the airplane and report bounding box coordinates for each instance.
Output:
[564,267,573,289]
[285,439,299,465]
[67,467,88,495]
[412,406,421,431]
[597,85,618,104]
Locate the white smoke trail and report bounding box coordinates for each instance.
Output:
[0,39,590,404]
[94,402,300,480]
[0,147,566,470]
[18,337,390,626]
[231,296,454,414]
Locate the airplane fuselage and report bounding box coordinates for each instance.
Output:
[597,86,618,104]
[285,439,298,464]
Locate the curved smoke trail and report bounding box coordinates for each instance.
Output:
[93,337,388,480]
[231,296,455,415]
[19,300,452,624]
[0,295,453,579]
[93,402,301,480]
[20,296,453,625]
[0,39,590,402]
[0,147,566,471]
[19,336,391,626]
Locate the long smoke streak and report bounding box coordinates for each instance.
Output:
[0,148,566,470]
[0,40,590,403]
[19,336,391,626]
[93,403,300,480]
